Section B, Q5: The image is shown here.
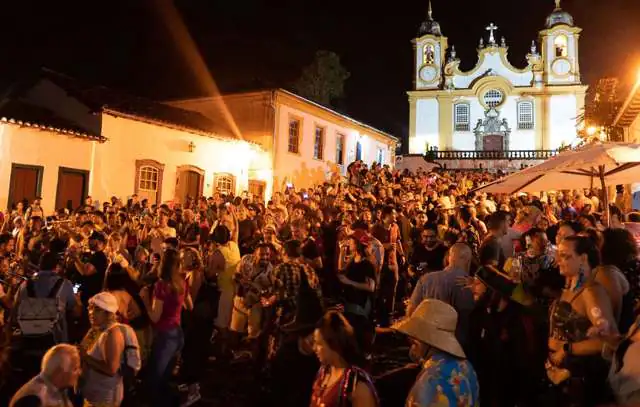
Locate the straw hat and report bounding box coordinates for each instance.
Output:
[391,299,465,358]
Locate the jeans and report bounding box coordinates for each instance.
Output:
[147,326,184,407]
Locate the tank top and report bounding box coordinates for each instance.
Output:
[550,287,593,342]
[82,324,124,405]
[217,241,241,293]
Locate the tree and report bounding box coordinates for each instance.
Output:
[576,77,624,145]
[292,50,350,107]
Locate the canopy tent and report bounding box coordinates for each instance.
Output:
[471,143,640,224]
[472,142,640,195]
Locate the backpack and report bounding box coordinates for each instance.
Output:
[16,278,65,344]
[115,323,142,395]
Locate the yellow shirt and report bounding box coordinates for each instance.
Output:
[216,241,241,292]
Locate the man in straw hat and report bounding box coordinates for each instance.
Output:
[392,298,479,407]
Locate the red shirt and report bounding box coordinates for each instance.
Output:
[153,280,186,332]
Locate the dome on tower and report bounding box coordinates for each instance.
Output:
[418,1,442,36]
[545,1,574,28]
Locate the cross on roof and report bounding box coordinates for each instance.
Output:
[555,0,561,9]
[486,23,498,44]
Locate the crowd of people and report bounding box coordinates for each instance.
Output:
[0,158,639,407]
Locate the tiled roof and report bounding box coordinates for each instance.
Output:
[0,99,105,141]
[40,69,237,139]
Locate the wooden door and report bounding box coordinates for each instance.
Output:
[483,134,504,151]
[8,165,42,209]
[181,171,201,202]
[248,180,266,203]
[56,168,87,210]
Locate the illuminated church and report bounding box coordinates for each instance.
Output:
[408,0,587,154]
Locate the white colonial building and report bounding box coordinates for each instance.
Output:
[170,90,399,192]
[0,69,272,212]
[408,0,587,155]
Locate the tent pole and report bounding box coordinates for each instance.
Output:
[599,165,609,227]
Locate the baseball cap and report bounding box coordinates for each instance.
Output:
[89,292,119,314]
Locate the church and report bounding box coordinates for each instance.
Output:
[408,1,587,157]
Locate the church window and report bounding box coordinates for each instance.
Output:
[336,134,345,165]
[483,89,504,108]
[454,103,470,131]
[517,101,534,130]
[313,126,325,160]
[554,35,568,57]
[288,118,301,154]
[423,44,435,65]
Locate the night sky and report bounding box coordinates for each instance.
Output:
[2,0,640,144]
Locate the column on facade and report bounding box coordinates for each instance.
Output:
[542,94,551,149]
[409,95,418,151]
[534,95,545,150]
[437,95,453,149]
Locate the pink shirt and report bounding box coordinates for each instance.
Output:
[153,280,186,332]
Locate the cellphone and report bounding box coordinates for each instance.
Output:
[73,283,81,294]
[286,183,293,189]
[303,193,309,199]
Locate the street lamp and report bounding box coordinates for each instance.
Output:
[586,126,597,136]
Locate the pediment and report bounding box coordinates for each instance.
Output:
[446,47,534,89]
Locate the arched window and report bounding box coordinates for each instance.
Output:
[454,103,470,131]
[214,173,236,196]
[517,101,534,130]
[135,160,164,204]
[554,35,568,57]
[423,44,435,64]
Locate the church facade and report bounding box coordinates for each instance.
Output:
[408,1,587,155]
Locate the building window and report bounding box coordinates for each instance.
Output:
[336,134,345,165]
[214,173,235,196]
[135,159,164,205]
[554,35,568,57]
[288,118,300,154]
[356,141,363,161]
[423,44,435,64]
[139,166,159,192]
[313,126,325,160]
[517,101,535,130]
[376,148,384,165]
[483,89,504,108]
[454,103,470,131]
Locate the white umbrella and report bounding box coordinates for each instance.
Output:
[473,142,640,223]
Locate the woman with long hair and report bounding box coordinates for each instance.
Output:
[311,311,378,407]
[547,235,617,406]
[142,248,192,407]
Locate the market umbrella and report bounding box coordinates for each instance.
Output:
[472,142,640,223]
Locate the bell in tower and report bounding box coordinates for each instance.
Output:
[412,1,448,90]
[539,0,581,84]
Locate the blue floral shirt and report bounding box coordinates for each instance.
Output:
[406,351,479,407]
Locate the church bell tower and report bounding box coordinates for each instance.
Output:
[539,0,581,85]
[413,1,448,90]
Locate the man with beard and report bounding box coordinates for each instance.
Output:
[467,266,545,407]
[409,225,447,274]
[229,243,274,359]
